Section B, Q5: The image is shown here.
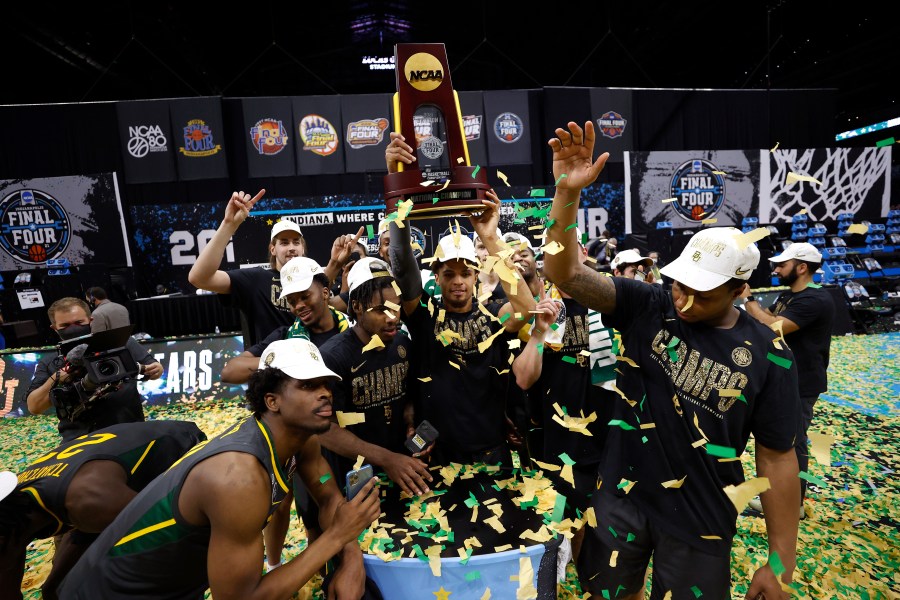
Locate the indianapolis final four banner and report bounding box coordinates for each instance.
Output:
[625,149,761,234]
[626,147,891,233]
[0,173,131,270]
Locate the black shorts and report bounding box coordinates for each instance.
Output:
[546,463,599,518]
[577,484,731,599]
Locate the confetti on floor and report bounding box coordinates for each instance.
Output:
[4,333,899,598]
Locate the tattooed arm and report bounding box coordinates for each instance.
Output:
[541,120,617,314]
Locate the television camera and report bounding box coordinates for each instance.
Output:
[49,326,140,422]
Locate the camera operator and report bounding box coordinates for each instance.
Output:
[25,298,163,441]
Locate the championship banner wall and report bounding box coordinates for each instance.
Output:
[0,173,131,270]
[0,335,247,418]
[293,95,345,175]
[625,150,761,234]
[759,147,891,223]
[116,99,178,184]
[241,97,295,178]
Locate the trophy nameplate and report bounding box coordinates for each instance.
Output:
[384,43,490,219]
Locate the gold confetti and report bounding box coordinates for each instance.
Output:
[770,141,780,152]
[723,476,771,513]
[661,198,677,203]
[336,411,366,427]
[680,294,694,313]
[661,476,687,489]
[497,170,510,186]
[846,223,868,235]
[734,227,770,250]
[808,431,834,467]
[384,300,401,311]
[609,550,619,567]
[353,455,365,470]
[701,218,718,224]
[418,376,432,382]
[785,172,822,186]
[541,241,565,255]
[362,334,385,352]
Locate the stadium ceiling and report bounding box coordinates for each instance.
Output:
[6,1,895,134]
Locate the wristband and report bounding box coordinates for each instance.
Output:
[744,295,756,304]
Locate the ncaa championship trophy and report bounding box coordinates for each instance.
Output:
[384,43,490,219]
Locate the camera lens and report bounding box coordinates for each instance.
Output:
[96,360,120,378]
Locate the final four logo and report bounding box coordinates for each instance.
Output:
[597,111,627,139]
[299,115,339,156]
[179,119,222,157]
[669,159,726,222]
[250,118,289,155]
[0,189,71,265]
[494,112,523,143]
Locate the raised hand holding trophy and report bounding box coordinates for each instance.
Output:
[384,43,490,220]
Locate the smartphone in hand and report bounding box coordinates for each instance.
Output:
[345,464,375,501]
[405,420,439,454]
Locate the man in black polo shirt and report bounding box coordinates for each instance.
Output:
[543,120,801,600]
[742,241,835,514]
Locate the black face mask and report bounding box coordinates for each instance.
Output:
[57,323,92,340]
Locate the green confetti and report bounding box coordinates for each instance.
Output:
[564,202,575,208]
[738,394,747,404]
[537,343,544,355]
[602,590,610,600]
[799,470,828,487]
[615,585,627,597]
[550,322,560,331]
[460,547,474,565]
[465,570,481,581]
[529,188,546,197]
[559,452,576,466]
[705,444,737,458]
[555,173,568,185]
[767,352,793,369]
[807,282,822,289]
[691,585,703,598]
[319,473,331,484]
[464,492,480,508]
[608,419,636,431]
[875,137,895,147]
[366,224,374,238]
[564,223,577,231]
[582,232,589,245]
[499,312,510,324]
[433,197,440,204]
[608,525,618,538]
[626,532,635,542]
[471,164,481,178]
[550,491,567,522]
[641,436,648,444]
[770,550,786,577]
[562,356,578,364]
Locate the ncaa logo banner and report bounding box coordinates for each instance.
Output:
[0,173,132,270]
[116,100,177,184]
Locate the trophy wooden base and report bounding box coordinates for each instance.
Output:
[384,166,491,220]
